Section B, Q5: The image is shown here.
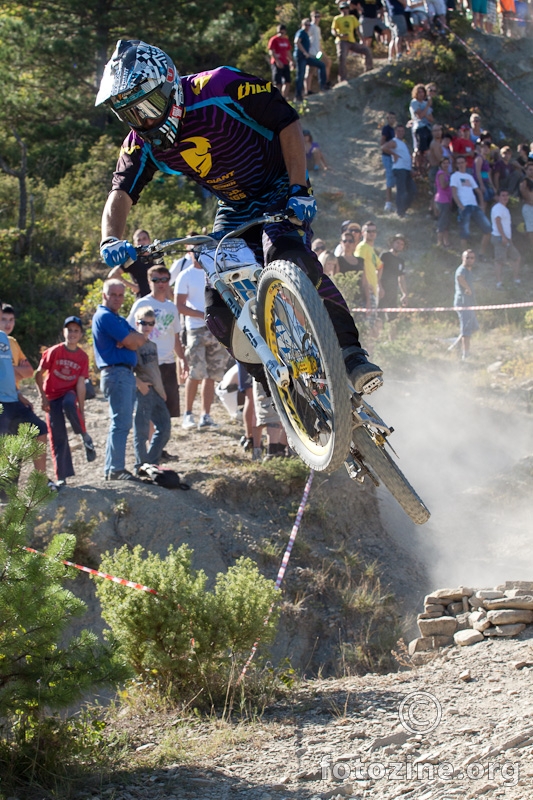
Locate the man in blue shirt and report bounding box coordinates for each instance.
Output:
[92,279,145,481]
[0,325,51,484]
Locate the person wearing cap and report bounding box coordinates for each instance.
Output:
[35,316,96,488]
[331,2,373,79]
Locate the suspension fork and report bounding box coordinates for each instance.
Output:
[212,278,290,389]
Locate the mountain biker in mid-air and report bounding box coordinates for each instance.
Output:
[96,39,383,395]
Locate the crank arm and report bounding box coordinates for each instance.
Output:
[236,300,290,389]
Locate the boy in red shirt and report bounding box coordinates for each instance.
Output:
[451,124,476,172]
[35,316,96,487]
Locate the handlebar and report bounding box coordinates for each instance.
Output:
[132,211,294,261]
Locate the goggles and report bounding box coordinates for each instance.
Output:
[112,84,169,128]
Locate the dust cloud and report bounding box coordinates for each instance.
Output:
[364,367,533,593]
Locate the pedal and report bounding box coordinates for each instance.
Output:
[362,376,383,395]
[344,455,365,483]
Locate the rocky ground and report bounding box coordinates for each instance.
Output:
[77,632,533,800]
[14,33,533,800]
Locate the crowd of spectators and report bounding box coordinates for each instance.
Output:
[377,83,533,293]
[266,0,531,106]
[0,224,299,488]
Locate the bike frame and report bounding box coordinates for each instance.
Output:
[138,213,291,389]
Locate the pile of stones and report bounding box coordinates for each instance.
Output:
[409,581,533,657]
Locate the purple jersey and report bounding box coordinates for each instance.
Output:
[111,67,299,217]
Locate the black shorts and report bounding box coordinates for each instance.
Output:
[159,362,180,418]
[271,63,291,86]
[415,126,433,153]
[0,399,48,436]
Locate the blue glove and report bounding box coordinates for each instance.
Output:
[286,184,317,223]
[100,237,137,267]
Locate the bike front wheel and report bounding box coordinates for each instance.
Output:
[257,260,352,472]
[350,425,430,524]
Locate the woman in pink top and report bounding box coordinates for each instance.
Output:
[435,156,452,247]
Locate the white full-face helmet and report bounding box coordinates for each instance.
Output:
[95,39,184,150]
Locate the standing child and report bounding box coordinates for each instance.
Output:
[132,307,171,473]
[35,316,96,487]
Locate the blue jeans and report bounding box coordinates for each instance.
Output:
[133,387,171,470]
[393,169,416,216]
[457,205,491,240]
[295,54,326,99]
[100,366,136,475]
[47,390,84,481]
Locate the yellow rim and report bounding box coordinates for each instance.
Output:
[263,279,332,457]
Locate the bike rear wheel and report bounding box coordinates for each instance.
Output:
[350,426,430,524]
[257,260,352,472]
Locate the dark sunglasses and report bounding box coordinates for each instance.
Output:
[342,237,354,243]
[137,320,156,326]
[150,276,170,283]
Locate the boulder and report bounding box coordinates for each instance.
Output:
[497,581,533,593]
[425,587,472,605]
[454,629,484,646]
[484,623,526,638]
[473,617,492,632]
[486,609,533,626]
[455,612,471,631]
[468,595,486,610]
[447,601,464,616]
[423,603,446,614]
[475,590,505,600]
[409,635,454,654]
[484,596,533,610]
[418,616,458,637]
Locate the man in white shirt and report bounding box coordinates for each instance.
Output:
[381,123,415,217]
[128,265,188,419]
[305,11,331,95]
[490,189,521,288]
[450,156,491,253]
[175,252,228,431]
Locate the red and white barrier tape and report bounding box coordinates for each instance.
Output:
[446,24,533,117]
[237,469,315,683]
[352,300,533,313]
[23,546,159,595]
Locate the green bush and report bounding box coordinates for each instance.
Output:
[0,421,128,787]
[95,545,279,704]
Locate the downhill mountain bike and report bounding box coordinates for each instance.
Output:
[137,213,430,525]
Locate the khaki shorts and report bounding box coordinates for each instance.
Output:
[252,380,281,428]
[491,235,520,264]
[186,326,228,381]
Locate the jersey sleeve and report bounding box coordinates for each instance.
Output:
[110,132,159,204]
[223,71,299,136]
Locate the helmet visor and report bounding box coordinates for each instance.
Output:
[112,86,169,128]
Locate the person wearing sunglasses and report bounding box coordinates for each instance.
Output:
[132,307,172,474]
[128,265,188,423]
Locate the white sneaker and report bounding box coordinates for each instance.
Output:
[384,201,394,212]
[182,412,196,430]
[198,413,217,430]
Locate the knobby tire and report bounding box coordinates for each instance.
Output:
[257,260,352,472]
[351,426,430,524]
